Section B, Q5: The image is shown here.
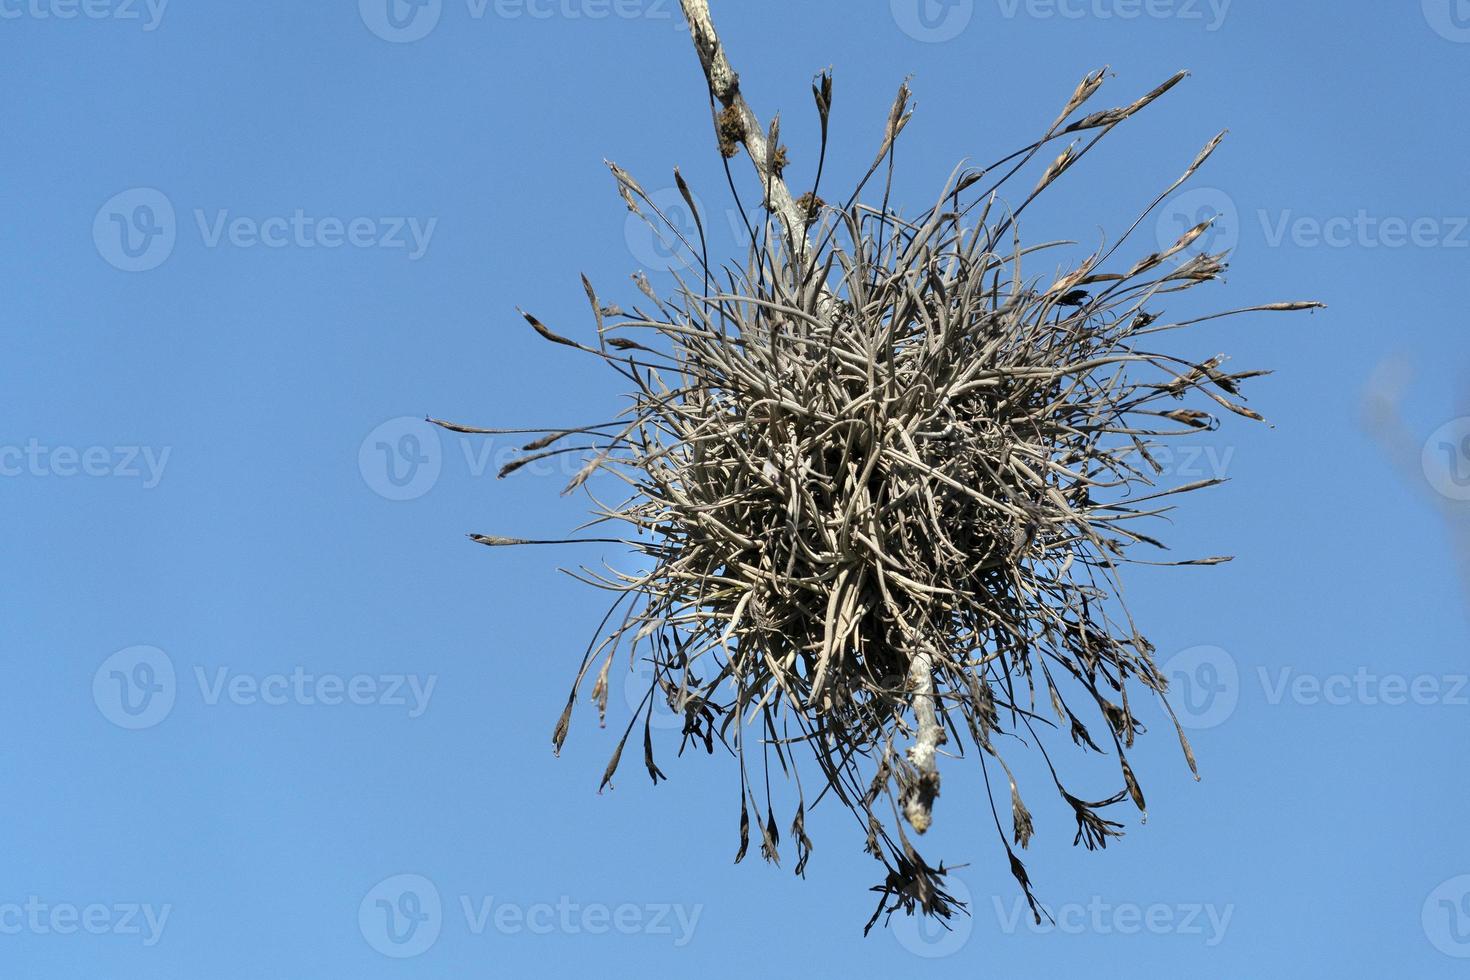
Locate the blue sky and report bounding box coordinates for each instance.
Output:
[4,1,1469,976]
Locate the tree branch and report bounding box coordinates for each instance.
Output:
[903,645,945,833]
[678,0,809,244]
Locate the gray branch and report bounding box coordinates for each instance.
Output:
[903,644,945,834]
[677,0,809,245]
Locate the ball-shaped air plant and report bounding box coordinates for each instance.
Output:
[444,63,1322,931]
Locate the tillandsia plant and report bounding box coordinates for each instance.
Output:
[437,0,1322,932]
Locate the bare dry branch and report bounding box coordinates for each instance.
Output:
[678,0,808,243]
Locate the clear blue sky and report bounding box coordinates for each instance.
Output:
[4,1,1470,976]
